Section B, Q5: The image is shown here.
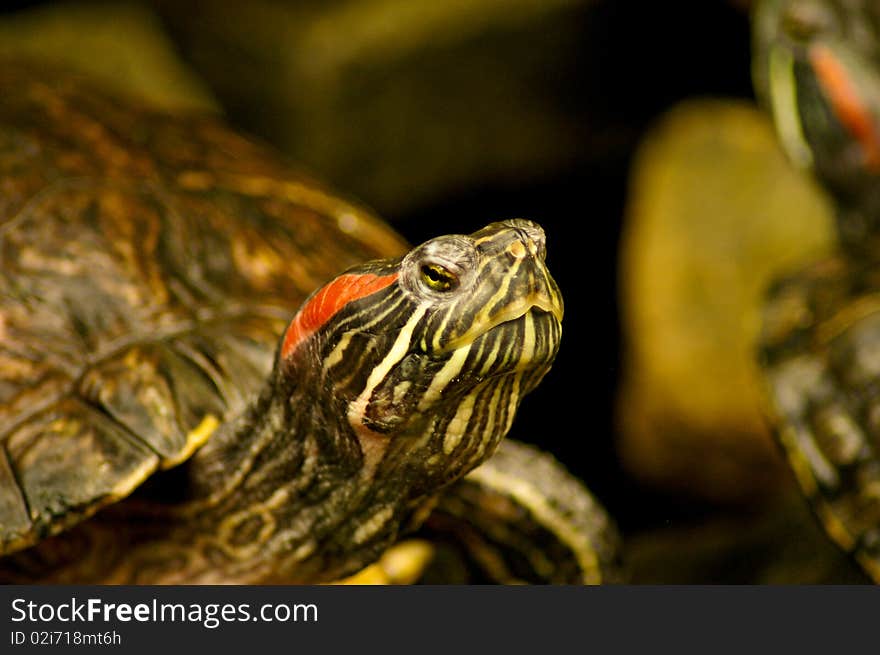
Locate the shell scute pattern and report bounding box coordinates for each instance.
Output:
[0,61,407,554]
[761,257,880,578]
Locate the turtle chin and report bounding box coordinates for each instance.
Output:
[355,306,560,485]
[437,307,561,401]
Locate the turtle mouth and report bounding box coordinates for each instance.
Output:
[434,295,563,356]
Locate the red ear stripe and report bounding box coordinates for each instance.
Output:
[281,272,399,360]
[810,43,880,171]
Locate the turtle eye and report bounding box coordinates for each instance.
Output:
[420,262,458,292]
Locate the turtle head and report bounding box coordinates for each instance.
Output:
[753,0,880,174]
[279,219,563,486]
[753,0,880,245]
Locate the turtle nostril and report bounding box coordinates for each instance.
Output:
[501,219,546,259]
[507,240,527,259]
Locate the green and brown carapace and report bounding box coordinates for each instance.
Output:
[754,0,880,583]
[0,60,618,584]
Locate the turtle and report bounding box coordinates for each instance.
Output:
[752,0,880,583]
[0,59,619,584]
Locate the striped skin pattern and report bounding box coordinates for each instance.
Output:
[754,0,880,582]
[261,219,565,581]
[419,440,621,584]
[297,220,563,486]
[1,220,563,583]
[280,273,399,359]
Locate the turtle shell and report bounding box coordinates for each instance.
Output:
[0,60,408,555]
[760,255,880,582]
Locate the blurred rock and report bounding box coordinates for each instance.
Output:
[152,0,596,215]
[0,1,217,112]
[617,99,835,503]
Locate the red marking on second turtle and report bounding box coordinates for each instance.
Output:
[810,43,880,171]
[281,273,398,359]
